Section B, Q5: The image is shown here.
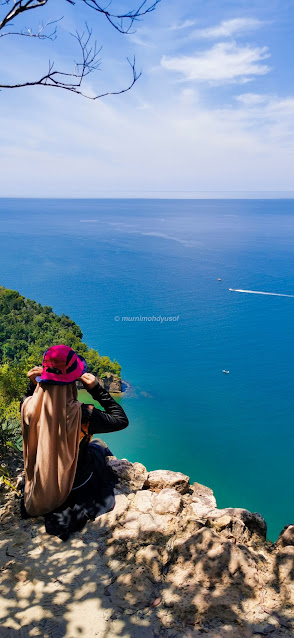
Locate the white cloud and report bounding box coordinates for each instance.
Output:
[236,93,268,106]
[1,83,294,197]
[0,0,293,197]
[236,93,294,116]
[129,33,156,48]
[192,18,265,39]
[235,94,294,131]
[161,42,271,84]
[170,19,197,31]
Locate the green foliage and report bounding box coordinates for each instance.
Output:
[98,356,121,377]
[0,362,27,450]
[0,286,121,376]
[0,393,22,451]
[0,363,28,402]
[0,285,121,452]
[0,287,86,365]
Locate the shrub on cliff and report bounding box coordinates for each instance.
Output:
[0,363,25,451]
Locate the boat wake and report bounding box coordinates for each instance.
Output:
[229,288,294,298]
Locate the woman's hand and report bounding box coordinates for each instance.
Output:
[79,373,98,390]
[27,366,43,385]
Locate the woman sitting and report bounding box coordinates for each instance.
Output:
[21,344,129,540]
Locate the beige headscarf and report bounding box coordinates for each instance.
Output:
[21,383,82,516]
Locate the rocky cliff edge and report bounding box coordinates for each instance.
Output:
[0,456,293,638]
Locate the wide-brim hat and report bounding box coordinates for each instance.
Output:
[36,345,87,385]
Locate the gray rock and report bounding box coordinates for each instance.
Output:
[114,511,169,539]
[276,525,294,547]
[153,488,182,515]
[107,458,148,494]
[144,469,190,494]
[186,501,216,519]
[206,507,267,542]
[97,373,122,393]
[252,623,276,635]
[191,482,217,509]
[133,490,155,513]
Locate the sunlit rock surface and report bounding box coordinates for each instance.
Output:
[0,457,293,637]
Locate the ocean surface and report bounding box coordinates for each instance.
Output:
[1,198,294,540]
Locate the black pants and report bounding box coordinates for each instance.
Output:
[22,441,117,540]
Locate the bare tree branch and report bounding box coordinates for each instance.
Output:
[0,23,141,99]
[0,17,61,40]
[0,1,49,31]
[0,0,160,34]
[0,0,160,99]
[70,0,161,34]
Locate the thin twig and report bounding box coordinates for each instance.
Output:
[0,17,62,40]
[0,25,141,100]
[0,0,160,99]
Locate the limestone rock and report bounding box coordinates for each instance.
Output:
[106,458,148,494]
[153,488,182,515]
[135,544,163,582]
[275,545,294,606]
[2,453,294,638]
[162,525,266,627]
[144,469,190,494]
[187,501,215,519]
[97,373,122,393]
[132,490,155,513]
[277,525,294,547]
[114,510,174,539]
[192,482,217,508]
[76,374,122,393]
[206,507,267,542]
[91,493,129,534]
[181,483,217,521]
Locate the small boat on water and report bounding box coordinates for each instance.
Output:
[222,370,229,374]
[218,278,222,281]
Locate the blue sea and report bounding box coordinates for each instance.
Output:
[1,198,294,540]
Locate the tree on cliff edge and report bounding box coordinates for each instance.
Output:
[0,0,160,99]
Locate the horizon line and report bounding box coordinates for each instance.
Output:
[0,191,294,201]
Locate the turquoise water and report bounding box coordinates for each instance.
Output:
[1,198,294,540]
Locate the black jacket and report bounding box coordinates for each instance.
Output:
[80,381,129,436]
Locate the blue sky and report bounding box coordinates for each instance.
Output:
[0,0,294,197]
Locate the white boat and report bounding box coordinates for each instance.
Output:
[222,370,229,374]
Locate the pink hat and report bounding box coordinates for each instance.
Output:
[36,345,87,384]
